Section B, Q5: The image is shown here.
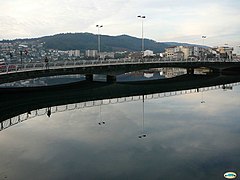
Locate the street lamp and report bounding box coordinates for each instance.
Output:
[137,15,146,61]
[96,25,103,59]
[201,36,207,60]
[20,50,23,67]
[202,36,206,45]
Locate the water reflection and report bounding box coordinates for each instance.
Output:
[139,95,147,139]
[117,68,187,82]
[0,75,240,180]
[98,105,106,126]
[0,84,238,132]
[47,107,52,118]
[201,91,205,103]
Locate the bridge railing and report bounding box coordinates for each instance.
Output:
[0,58,237,75]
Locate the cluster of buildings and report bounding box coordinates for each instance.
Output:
[164,45,235,60]
[0,41,124,63]
[0,41,46,63]
[0,40,238,64]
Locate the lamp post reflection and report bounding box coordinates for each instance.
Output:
[98,105,105,125]
[201,91,205,103]
[139,95,147,138]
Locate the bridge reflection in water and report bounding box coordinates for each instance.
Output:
[1,74,240,131]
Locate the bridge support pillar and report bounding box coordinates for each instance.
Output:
[85,74,93,81]
[107,75,116,83]
[187,68,194,75]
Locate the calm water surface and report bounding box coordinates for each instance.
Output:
[0,84,240,180]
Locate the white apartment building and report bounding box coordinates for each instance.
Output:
[165,46,190,60]
[143,50,155,57]
[180,46,190,59]
[165,46,210,60]
[57,50,80,57]
[99,52,115,59]
[85,50,98,58]
[192,47,201,57]
[165,47,175,59]
[68,50,80,57]
[173,51,184,59]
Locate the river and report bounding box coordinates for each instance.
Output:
[0,70,240,180]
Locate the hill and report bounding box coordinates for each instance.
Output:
[1,33,200,53]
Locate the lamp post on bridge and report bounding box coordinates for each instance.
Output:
[20,50,23,68]
[96,25,103,60]
[202,36,206,45]
[201,36,207,60]
[137,15,146,62]
[238,45,240,57]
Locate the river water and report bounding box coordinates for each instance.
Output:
[0,71,240,180]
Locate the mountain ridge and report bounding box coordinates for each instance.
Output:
[0,33,201,53]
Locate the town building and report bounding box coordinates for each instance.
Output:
[128,52,142,59]
[143,50,155,57]
[67,50,80,57]
[165,47,175,59]
[99,52,115,59]
[85,50,98,58]
[213,46,234,60]
[173,51,184,59]
[165,46,209,60]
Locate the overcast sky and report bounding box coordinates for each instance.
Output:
[0,0,239,50]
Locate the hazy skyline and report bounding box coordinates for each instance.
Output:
[0,0,239,51]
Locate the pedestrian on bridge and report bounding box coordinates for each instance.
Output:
[45,56,49,70]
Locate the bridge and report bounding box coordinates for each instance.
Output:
[0,58,240,84]
[1,74,240,131]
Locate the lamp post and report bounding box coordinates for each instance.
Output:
[201,36,207,60]
[96,25,103,60]
[202,36,206,45]
[137,15,146,61]
[20,50,23,67]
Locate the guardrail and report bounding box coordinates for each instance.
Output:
[0,58,238,75]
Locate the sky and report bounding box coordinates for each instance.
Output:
[0,0,239,51]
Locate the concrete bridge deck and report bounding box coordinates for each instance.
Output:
[0,58,240,84]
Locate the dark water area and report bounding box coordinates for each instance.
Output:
[0,72,240,180]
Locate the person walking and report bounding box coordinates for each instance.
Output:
[45,56,49,70]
